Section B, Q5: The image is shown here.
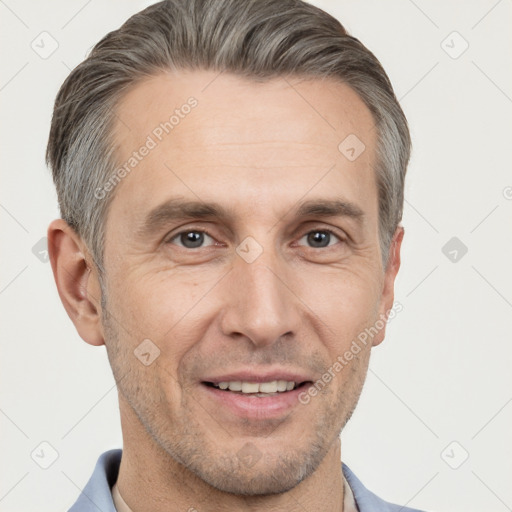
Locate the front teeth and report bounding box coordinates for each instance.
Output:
[214,380,297,393]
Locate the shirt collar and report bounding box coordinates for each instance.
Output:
[68,449,426,512]
[112,475,359,512]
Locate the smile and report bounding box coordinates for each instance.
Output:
[201,380,313,420]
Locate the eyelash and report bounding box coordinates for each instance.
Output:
[165,227,345,249]
[165,228,217,248]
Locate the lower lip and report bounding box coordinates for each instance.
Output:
[200,383,311,420]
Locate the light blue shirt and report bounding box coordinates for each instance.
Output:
[68,449,427,512]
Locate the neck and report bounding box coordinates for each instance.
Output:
[116,397,345,512]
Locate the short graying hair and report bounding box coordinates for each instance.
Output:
[46,0,411,274]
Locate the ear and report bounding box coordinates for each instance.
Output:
[47,219,105,346]
[372,225,404,347]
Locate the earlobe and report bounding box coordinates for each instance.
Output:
[47,219,105,346]
[372,225,404,347]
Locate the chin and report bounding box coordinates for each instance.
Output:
[172,437,330,497]
[196,454,314,496]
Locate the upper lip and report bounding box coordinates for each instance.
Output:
[202,368,314,385]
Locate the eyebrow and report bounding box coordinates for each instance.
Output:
[137,197,365,238]
[295,198,364,222]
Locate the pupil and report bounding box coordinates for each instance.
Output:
[308,231,329,248]
[182,231,203,248]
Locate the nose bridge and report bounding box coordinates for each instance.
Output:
[220,240,301,346]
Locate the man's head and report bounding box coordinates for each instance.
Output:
[47,0,410,499]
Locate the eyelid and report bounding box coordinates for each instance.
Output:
[165,224,347,250]
[165,227,217,247]
[295,227,346,247]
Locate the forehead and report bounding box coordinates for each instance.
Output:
[108,70,378,232]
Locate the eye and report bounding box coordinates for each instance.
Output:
[297,229,343,249]
[167,229,216,249]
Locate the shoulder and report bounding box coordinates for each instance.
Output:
[67,449,122,512]
[342,463,428,512]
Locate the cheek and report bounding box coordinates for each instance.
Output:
[300,266,381,334]
[108,269,218,361]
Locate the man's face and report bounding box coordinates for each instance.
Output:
[99,70,399,495]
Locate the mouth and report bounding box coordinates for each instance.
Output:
[200,379,314,420]
[202,380,311,396]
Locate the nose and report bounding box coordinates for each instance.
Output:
[219,244,302,348]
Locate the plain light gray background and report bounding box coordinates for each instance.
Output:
[1,1,511,511]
